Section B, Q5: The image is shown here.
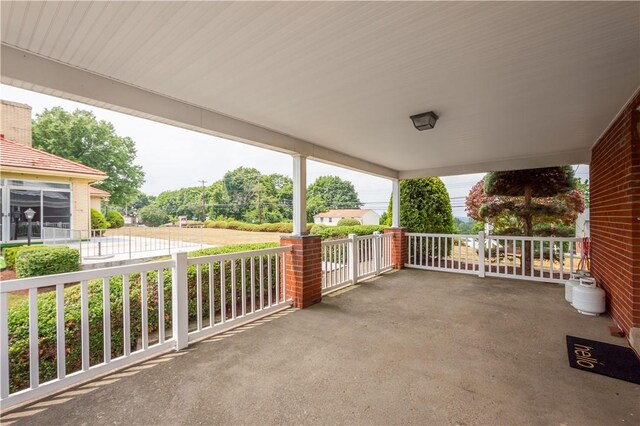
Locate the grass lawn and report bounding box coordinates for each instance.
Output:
[105,226,282,246]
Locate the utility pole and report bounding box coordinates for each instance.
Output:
[257,183,262,224]
[198,180,207,222]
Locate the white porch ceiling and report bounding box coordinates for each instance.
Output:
[1,1,638,178]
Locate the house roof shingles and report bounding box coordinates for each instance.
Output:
[314,209,374,218]
[89,186,111,197]
[0,137,107,178]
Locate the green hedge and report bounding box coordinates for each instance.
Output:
[336,218,361,226]
[3,245,50,269]
[15,247,80,278]
[7,242,280,393]
[309,224,386,240]
[203,220,315,234]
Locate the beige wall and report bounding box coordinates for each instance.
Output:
[90,196,102,213]
[1,100,32,147]
[1,171,92,230]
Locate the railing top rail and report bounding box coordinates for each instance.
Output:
[321,238,350,246]
[354,234,377,241]
[485,235,581,242]
[1,259,175,293]
[186,245,292,266]
[406,232,581,242]
[406,233,477,238]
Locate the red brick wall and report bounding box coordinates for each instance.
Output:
[384,227,408,269]
[280,235,322,308]
[590,90,640,336]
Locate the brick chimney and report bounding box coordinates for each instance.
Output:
[1,99,32,147]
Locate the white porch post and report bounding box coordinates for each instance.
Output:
[391,179,400,228]
[292,155,308,236]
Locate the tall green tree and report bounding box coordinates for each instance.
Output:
[32,107,145,206]
[385,178,454,233]
[222,167,262,220]
[306,176,361,221]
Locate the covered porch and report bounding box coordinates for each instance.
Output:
[3,269,637,425]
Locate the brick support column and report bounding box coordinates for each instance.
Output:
[384,227,408,269]
[590,89,640,352]
[280,235,322,308]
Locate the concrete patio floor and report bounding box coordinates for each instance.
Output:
[3,269,639,425]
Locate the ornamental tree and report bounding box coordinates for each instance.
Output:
[480,166,577,237]
[466,176,585,234]
[478,166,580,274]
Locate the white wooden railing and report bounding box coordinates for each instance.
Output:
[406,232,582,284]
[321,232,393,294]
[0,246,291,410]
[185,246,292,343]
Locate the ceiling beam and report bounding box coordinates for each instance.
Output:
[0,44,398,180]
[399,148,590,179]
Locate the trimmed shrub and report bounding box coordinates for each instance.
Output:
[337,218,361,226]
[15,246,80,278]
[91,208,109,230]
[105,211,124,228]
[309,224,386,240]
[7,242,280,393]
[386,178,454,234]
[3,245,48,269]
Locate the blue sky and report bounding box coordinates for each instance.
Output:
[0,84,589,217]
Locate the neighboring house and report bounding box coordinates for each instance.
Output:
[314,209,380,226]
[0,100,108,244]
[89,186,110,212]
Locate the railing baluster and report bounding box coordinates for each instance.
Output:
[268,255,273,307]
[81,279,90,370]
[141,272,149,350]
[196,264,203,330]
[209,262,214,326]
[231,259,237,319]
[550,238,555,279]
[520,239,525,277]
[275,253,280,304]
[282,250,288,301]
[570,241,575,274]
[560,240,565,279]
[220,261,226,323]
[29,288,39,389]
[123,274,130,357]
[241,258,247,315]
[103,277,111,364]
[57,283,67,376]
[157,269,165,343]
[259,256,264,310]
[250,258,256,313]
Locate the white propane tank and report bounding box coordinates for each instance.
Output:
[572,277,605,316]
[565,271,587,303]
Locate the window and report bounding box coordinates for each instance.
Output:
[2,180,72,242]
[9,189,42,240]
[42,191,71,229]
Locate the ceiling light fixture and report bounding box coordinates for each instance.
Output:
[410,111,439,130]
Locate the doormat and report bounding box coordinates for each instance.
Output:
[566,336,640,385]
